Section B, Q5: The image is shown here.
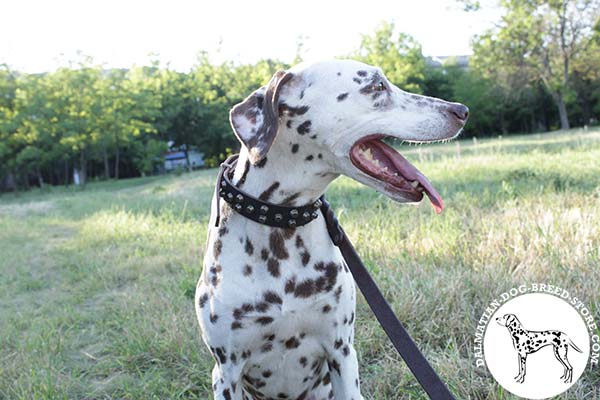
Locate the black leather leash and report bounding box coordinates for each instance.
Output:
[215,155,456,400]
[320,198,456,400]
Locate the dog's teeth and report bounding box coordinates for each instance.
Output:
[411,180,420,188]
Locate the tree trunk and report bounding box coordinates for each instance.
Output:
[184,144,192,172]
[6,171,17,191]
[580,93,592,126]
[79,150,87,185]
[499,107,507,134]
[36,167,44,189]
[103,147,110,179]
[64,160,70,187]
[115,146,120,179]
[555,92,570,130]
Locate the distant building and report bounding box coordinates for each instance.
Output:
[426,55,470,69]
[163,149,204,171]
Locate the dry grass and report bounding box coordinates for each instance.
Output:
[1,127,599,399]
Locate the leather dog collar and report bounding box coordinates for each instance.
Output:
[214,154,322,228]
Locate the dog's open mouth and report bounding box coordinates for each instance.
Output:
[349,135,444,214]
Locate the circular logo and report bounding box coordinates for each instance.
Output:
[483,293,590,399]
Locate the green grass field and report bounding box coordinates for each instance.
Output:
[1,128,599,399]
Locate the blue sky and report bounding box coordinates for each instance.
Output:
[1,0,500,73]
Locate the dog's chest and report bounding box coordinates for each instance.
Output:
[197,212,356,397]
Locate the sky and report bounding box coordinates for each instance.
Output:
[0,0,500,73]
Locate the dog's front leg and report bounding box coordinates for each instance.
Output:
[327,345,363,400]
[211,363,244,400]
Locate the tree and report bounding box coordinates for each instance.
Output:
[354,21,427,93]
[470,0,600,130]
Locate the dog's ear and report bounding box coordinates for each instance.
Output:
[230,70,294,164]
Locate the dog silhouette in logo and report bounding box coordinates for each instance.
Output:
[496,314,582,383]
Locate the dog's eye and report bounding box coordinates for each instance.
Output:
[374,81,386,91]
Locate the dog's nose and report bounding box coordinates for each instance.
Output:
[449,103,469,122]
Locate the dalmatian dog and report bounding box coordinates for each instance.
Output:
[195,59,468,400]
[496,314,583,384]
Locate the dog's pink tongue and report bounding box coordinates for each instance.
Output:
[373,141,445,214]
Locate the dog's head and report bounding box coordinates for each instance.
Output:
[496,314,520,328]
[230,59,468,213]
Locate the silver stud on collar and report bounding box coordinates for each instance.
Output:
[274,213,283,222]
[259,215,267,223]
[302,211,311,220]
[290,209,299,218]
[235,194,244,203]
[288,219,297,227]
[260,205,269,214]
[246,205,255,213]
[234,203,242,212]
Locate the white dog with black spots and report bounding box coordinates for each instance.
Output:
[195,59,468,400]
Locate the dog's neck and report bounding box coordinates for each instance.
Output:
[231,142,338,207]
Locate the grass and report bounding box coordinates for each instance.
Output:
[1,127,599,399]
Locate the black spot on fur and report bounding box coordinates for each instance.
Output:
[264,291,283,305]
[305,155,314,161]
[269,230,289,259]
[199,293,209,308]
[337,92,348,101]
[256,316,274,325]
[267,258,280,277]
[297,120,312,135]
[222,388,231,400]
[261,342,273,352]
[260,248,269,261]
[342,345,350,356]
[285,336,301,349]
[259,182,280,201]
[291,143,299,153]
[353,77,362,84]
[357,70,367,77]
[213,240,222,258]
[243,264,252,276]
[210,313,219,323]
[255,157,268,168]
[294,280,315,298]
[285,278,296,293]
[286,119,293,129]
[244,238,254,255]
[238,159,251,187]
[215,347,227,364]
[282,192,300,206]
[301,251,310,266]
[218,226,229,237]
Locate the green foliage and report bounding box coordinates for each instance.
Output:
[354,21,427,93]
[1,11,600,191]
